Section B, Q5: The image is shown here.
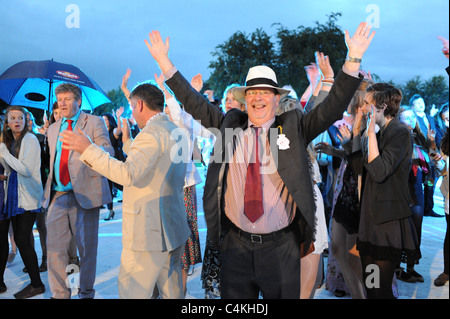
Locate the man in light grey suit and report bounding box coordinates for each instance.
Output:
[60,82,190,299]
[42,83,113,299]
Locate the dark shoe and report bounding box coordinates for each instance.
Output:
[395,268,417,283]
[434,273,449,286]
[14,284,45,299]
[39,256,47,272]
[333,289,346,297]
[424,210,444,217]
[0,282,6,294]
[409,269,424,283]
[104,210,115,221]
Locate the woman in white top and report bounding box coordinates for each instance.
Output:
[155,73,216,296]
[0,106,44,298]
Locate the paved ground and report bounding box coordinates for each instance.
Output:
[1,168,448,300]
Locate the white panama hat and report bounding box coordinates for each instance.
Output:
[232,65,290,104]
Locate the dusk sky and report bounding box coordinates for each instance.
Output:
[1,0,449,99]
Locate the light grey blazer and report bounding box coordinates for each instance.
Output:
[42,111,114,210]
[80,115,190,252]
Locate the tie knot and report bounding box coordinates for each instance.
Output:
[66,119,73,126]
[251,126,261,136]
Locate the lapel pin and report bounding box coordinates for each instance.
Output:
[276,125,290,150]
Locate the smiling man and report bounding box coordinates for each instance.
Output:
[146,22,374,298]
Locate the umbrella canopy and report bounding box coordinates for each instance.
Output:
[0,60,110,111]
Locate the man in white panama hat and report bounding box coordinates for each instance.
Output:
[146,22,375,298]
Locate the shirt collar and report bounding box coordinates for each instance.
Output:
[62,110,81,124]
[248,117,275,133]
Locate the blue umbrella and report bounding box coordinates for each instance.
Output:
[0,60,110,111]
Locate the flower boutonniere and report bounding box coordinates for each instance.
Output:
[276,125,290,150]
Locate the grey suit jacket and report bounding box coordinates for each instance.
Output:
[42,111,113,210]
[80,115,190,252]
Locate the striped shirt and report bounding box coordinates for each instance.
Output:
[223,118,296,234]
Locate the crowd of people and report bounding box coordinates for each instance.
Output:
[0,22,448,299]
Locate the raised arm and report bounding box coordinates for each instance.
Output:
[344,22,376,72]
[121,68,132,102]
[145,30,224,129]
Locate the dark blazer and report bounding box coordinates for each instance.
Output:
[165,69,362,251]
[349,118,413,224]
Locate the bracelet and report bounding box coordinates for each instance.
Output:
[322,79,334,84]
[346,56,362,63]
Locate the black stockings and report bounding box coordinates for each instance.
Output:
[0,213,43,288]
[361,254,399,299]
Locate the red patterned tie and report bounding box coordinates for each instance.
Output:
[59,119,73,186]
[244,126,264,223]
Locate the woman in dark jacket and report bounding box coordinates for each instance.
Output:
[349,83,420,299]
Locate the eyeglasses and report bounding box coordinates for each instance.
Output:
[245,90,275,97]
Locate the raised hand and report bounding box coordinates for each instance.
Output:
[344,22,376,59]
[154,72,165,89]
[121,118,131,144]
[190,73,203,92]
[438,36,449,59]
[352,109,363,135]
[121,69,132,101]
[315,52,334,79]
[145,30,174,73]
[154,72,173,99]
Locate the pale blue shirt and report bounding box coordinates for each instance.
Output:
[53,110,81,191]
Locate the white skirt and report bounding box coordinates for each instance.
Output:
[312,184,329,254]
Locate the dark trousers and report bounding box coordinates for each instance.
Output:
[444,214,449,275]
[0,212,43,288]
[220,225,301,299]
